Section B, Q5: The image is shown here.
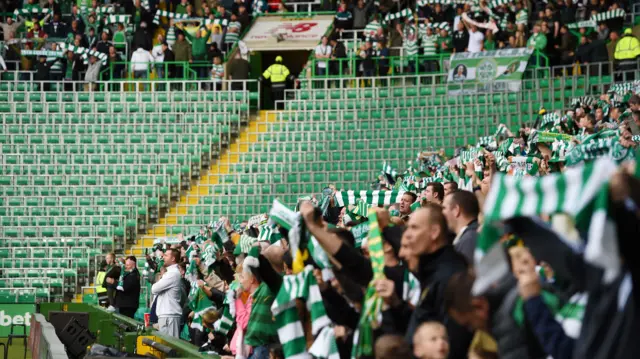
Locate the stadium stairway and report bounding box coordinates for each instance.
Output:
[126,111,277,257]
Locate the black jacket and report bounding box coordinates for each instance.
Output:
[382,245,472,359]
[133,29,153,51]
[114,268,141,309]
[163,49,175,78]
[453,30,469,53]
[45,21,67,38]
[35,61,53,81]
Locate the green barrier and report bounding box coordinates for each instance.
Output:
[38,303,216,358]
[0,303,36,337]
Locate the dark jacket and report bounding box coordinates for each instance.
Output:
[453,30,469,52]
[228,57,250,80]
[103,265,121,306]
[382,245,472,359]
[133,28,153,51]
[114,268,141,309]
[35,60,53,81]
[523,295,575,359]
[96,40,113,54]
[163,49,175,78]
[487,277,546,359]
[453,219,478,264]
[45,21,67,38]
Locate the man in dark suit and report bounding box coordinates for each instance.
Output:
[442,190,479,265]
[114,256,141,319]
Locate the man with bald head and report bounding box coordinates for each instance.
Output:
[378,204,472,359]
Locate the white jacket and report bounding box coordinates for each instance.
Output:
[151,44,165,62]
[151,264,183,317]
[130,48,154,72]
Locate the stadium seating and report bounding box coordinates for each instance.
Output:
[0,86,255,302]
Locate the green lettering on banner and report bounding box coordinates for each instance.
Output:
[0,304,35,337]
[351,222,370,248]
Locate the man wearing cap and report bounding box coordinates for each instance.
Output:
[261,56,295,110]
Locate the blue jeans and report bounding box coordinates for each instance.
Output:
[134,70,148,91]
[248,345,269,359]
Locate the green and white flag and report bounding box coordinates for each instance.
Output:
[271,265,332,359]
[269,199,298,231]
[351,222,369,248]
[201,242,217,267]
[474,158,618,294]
[447,48,533,93]
[334,190,405,207]
[189,287,216,331]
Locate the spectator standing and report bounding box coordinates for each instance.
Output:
[614,28,640,77]
[96,31,112,54]
[130,47,154,90]
[34,55,54,91]
[182,26,211,80]
[452,21,469,53]
[43,0,61,15]
[442,190,480,264]
[1,17,24,41]
[314,35,332,77]
[466,24,484,53]
[527,23,548,52]
[86,27,97,49]
[133,21,152,51]
[437,28,452,53]
[236,5,250,30]
[84,55,101,91]
[403,20,418,73]
[176,0,189,14]
[151,248,183,338]
[607,30,619,62]
[330,35,347,78]
[115,256,141,319]
[421,24,438,73]
[352,0,370,32]
[173,32,192,79]
[106,46,124,82]
[207,24,223,51]
[210,55,224,90]
[377,40,390,84]
[44,14,66,38]
[162,42,175,80]
[152,34,166,79]
[227,51,250,90]
[102,253,121,312]
[555,25,576,65]
[334,3,352,33]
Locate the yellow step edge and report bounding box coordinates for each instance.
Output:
[130,111,275,253]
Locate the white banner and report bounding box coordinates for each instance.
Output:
[242,15,334,50]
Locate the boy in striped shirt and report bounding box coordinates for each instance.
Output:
[210,56,224,90]
[403,18,418,74]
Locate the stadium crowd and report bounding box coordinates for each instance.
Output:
[0,0,638,84]
[94,82,640,359]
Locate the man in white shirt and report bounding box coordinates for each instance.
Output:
[467,24,485,53]
[314,35,332,77]
[130,47,155,91]
[152,34,167,79]
[151,248,183,337]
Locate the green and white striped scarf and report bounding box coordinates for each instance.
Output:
[608,80,640,96]
[403,269,421,306]
[383,8,414,25]
[201,242,217,267]
[515,9,528,25]
[539,113,561,129]
[351,200,371,218]
[166,26,176,46]
[21,50,64,57]
[493,151,510,171]
[567,20,596,29]
[271,265,332,359]
[381,161,398,179]
[565,137,635,166]
[103,15,130,26]
[238,234,258,254]
[417,0,474,6]
[213,281,240,335]
[488,0,512,8]
[258,224,282,244]
[591,9,625,22]
[556,292,587,339]
[116,269,130,291]
[189,286,216,331]
[309,326,340,359]
[529,131,574,144]
[477,136,497,148]
[334,190,405,207]
[507,156,539,177]
[474,158,619,294]
[352,209,386,358]
[571,96,596,108]
[203,17,230,27]
[459,147,480,164]
[153,10,192,25]
[351,222,369,248]
[14,7,50,18]
[495,123,509,137]
[58,43,107,64]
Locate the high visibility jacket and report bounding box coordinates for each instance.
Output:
[614,35,640,60]
[262,63,290,83]
[96,271,107,293]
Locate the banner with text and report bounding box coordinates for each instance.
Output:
[242,15,334,51]
[447,48,533,94]
[0,304,36,337]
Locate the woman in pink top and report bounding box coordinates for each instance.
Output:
[229,270,253,358]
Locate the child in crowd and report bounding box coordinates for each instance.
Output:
[413,321,450,359]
